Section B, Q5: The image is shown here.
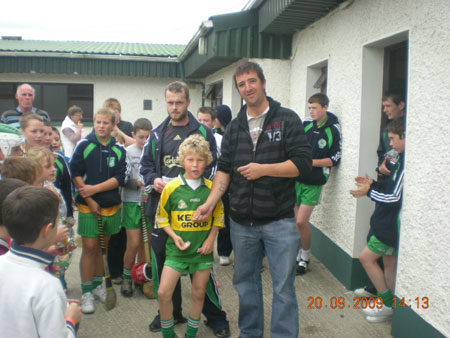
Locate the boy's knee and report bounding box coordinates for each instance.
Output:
[191,286,206,301]
[82,242,99,256]
[157,288,171,302]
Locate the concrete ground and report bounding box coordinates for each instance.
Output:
[66,245,392,338]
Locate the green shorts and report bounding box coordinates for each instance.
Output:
[165,259,213,274]
[78,209,121,238]
[122,202,151,230]
[367,235,397,256]
[295,182,322,206]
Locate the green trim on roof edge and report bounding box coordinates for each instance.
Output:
[0,56,180,78]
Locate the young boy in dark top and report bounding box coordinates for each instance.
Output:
[351,117,405,323]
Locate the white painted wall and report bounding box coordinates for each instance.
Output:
[288,0,450,334]
[0,73,202,129]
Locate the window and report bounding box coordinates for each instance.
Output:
[0,82,93,122]
[206,81,223,107]
[306,60,328,113]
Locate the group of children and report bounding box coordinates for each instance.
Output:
[0,89,406,337]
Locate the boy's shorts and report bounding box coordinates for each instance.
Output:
[295,182,322,206]
[367,235,397,256]
[165,259,213,274]
[78,206,121,238]
[122,202,151,230]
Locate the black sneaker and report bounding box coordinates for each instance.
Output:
[296,259,309,275]
[205,320,231,338]
[149,313,187,332]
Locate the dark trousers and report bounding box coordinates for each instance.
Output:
[217,192,232,257]
[107,227,127,278]
[151,228,228,328]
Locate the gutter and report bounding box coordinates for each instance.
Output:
[177,20,213,62]
[0,51,179,63]
[179,62,205,107]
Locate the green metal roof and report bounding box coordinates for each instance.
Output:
[0,55,181,78]
[0,40,185,58]
[181,10,292,79]
[258,0,344,35]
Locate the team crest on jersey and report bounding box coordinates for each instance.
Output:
[106,156,116,167]
[173,135,181,141]
[178,200,187,209]
[318,138,327,149]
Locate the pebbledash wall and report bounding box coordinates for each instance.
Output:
[0,73,203,128]
[286,0,449,337]
[204,0,449,336]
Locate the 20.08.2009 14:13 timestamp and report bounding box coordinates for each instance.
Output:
[307,296,429,310]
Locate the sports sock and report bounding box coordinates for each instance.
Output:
[92,275,103,288]
[377,289,393,308]
[296,248,302,262]
[81,281,93,294]
[301,249,310,262]
[161,317,174,338]
[186,316,200,338]
[122,268,131,281]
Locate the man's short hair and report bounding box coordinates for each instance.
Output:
[19,113,44,130]
[165,81,190,100]
[177,134,213,166]
[233,61,266,88]
[17,84,35,95]
[386,116,405,139]
[0,178,27,225]
[133,118,152,133]
[67,105,83,117]
[103,98,122,113]
[308,93,329,107]
[382,88,405,106]
[3,186,59,245]
[94,108,116,124]
[197,107,217,120]
[1,157,42,184]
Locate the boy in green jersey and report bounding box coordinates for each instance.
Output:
[155,134,224,338]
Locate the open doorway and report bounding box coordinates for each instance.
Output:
[380,41,408,135]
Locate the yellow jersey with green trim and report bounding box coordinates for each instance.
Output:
[155,174,224,263]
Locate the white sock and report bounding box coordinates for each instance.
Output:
[296,249,302,262]
[301,249,310,262]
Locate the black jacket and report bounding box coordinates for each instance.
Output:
[297,112,341,185]
[217,97,312,226]
[139,112,217,221]
[368,153,405,248]
[70,131,127,208]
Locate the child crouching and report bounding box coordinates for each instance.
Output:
[156,134,224,338]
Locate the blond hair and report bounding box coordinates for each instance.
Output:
[94,108,116,124]
[26,147,55,182]
[103,98,121,113]
[177,134,212,166]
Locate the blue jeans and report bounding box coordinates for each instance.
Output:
[230,218,300,338]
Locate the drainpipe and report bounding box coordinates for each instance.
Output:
[179,62,205,107]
